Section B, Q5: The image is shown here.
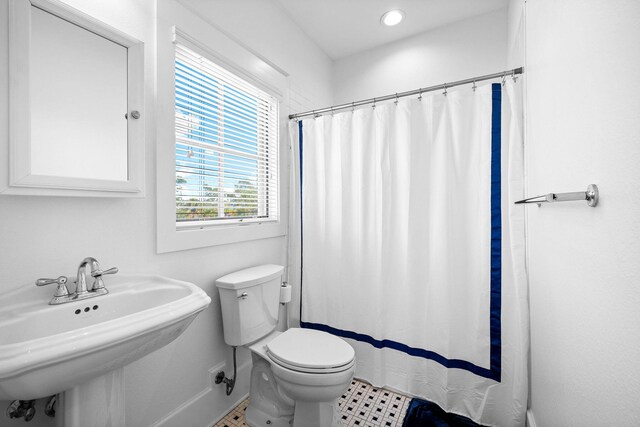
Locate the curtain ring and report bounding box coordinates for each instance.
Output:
[394,93,399,106]
[472,80,477,92]
[442,83,448,96]
[501,73,507,86]
[330,107,334,116]
[418,88,423,101]
[351,102,355,113]
[372,98,376,109]
[512,69,518,83]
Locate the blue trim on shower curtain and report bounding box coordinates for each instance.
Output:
[300,321,499,379]
[488,83,502,382]
[298,120,304,206]
[298,120,304,322]
[299,84,502,382]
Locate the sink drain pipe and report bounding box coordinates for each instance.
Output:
[215,346,237,395]
[44,395,57,417]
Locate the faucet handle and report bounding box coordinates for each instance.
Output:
[90,267,117,293]
[36,276,68,287]
[91,267,118,277]
[35,276,70,299]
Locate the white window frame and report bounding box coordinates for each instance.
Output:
[174,43,279,228]
[156,11,288,253]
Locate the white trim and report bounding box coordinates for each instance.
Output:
[156,0,288,253]
[150,360,251,427]
[174,0,290,79]
[2,0,145,197]
[29,0,136,47]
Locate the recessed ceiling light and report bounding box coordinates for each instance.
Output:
[381,9,405,26]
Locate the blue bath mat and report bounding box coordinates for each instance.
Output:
[402,398,483,427]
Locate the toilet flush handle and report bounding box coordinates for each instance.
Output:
[237,292,248,300]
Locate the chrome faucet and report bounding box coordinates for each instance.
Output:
[76,257,118,297]
[75,257,100,297]
[36,257,118,305]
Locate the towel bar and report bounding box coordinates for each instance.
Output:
[515,184,598,207]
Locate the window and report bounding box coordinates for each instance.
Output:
[174,43,279,227]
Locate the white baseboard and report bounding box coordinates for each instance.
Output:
[151,360,251,427]
[526,409,537,427]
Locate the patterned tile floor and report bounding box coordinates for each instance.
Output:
[214,397,249,427]
[213,379,410,427]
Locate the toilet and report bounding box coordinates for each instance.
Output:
[216,265,355,427]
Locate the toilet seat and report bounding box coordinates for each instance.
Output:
[268,352,356,374]
[266,328,355,374]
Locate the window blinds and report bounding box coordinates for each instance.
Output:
[174,43,279,226]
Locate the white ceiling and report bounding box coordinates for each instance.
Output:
[273,0,509,59]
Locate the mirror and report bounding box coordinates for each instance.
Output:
[3,0,145,196]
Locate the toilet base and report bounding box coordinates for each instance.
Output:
[246,404,293,427]
[245,355,294,427]
[245,330,353,427]
[293,400,342,427]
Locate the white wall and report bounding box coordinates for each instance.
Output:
[332,8,507,105]
[506,0,525,70]
[0,0,332,425]
[173,0,333,119]
[521,1,640,425]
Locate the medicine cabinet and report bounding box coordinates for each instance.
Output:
[2,0,145,196]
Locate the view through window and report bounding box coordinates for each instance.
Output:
[174,44,279,226]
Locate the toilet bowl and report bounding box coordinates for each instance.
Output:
[266,328,355,401]
[216,265,356,427]
[245,328,355,426]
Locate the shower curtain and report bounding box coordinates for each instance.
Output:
[288,81,527,426]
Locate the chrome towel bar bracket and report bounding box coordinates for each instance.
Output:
[515,184,599,207]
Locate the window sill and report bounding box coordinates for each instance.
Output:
[176,217,277,230]
[157,219,286,253]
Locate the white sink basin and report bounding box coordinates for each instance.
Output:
[0,274,211,400]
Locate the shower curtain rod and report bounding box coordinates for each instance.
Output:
[288,67,524,120]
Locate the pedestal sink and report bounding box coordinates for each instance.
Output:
[0,274,211,426]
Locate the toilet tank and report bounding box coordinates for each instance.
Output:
[215,264,284,346]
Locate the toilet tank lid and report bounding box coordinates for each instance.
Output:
[215,264,284,290]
